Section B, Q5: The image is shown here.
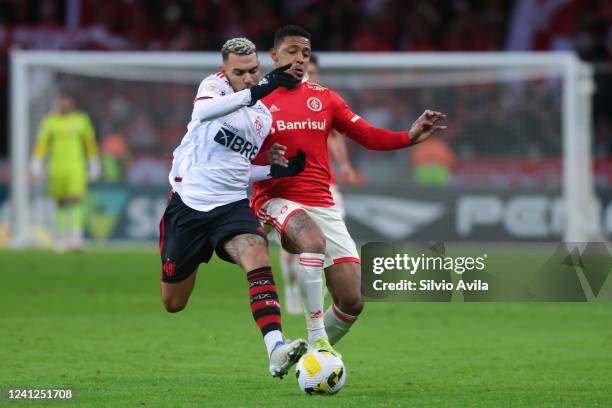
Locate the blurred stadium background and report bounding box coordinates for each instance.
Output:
[0,0,611,247]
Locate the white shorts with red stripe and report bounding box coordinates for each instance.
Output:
[256,198,360,268]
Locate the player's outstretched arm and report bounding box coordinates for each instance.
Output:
[194,64,297,122]
[193,86,256,122]
[331,90,447,150]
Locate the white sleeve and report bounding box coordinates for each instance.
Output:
[249,165,272,183]
[193,76,254,122]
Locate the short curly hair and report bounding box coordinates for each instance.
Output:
[221,37,257,61]
[274,25,311,48]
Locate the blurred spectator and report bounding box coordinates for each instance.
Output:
[100,132,130,184]
[410,137,456,186]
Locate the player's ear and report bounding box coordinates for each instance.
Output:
[270,48,279,64]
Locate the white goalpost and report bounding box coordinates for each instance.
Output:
[9,50,601,245]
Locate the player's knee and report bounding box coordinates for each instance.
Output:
[237,236,270,270]
[242,249,270,271]
[254,250,270,266]
[298,233,326,254]
[338,293,364,316]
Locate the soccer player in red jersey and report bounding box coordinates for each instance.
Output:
[278,54,361,315]
[251,26,447,352]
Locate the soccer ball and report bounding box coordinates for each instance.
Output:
[295,349,346,395]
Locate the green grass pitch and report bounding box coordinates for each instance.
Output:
[1,248,611,407]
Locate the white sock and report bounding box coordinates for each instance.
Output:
[264,330,284,357]
[298,253,328,343]
[324,304,358,345]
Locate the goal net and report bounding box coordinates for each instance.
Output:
[8,51,601,246]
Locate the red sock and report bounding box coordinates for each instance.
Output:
[247,266,282,336]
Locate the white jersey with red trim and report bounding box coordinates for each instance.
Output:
[169,71,273,212]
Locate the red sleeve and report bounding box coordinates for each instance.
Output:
[330,90,413,151]
[251,140,269,165]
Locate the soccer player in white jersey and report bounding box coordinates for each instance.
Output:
[158,37,308,378]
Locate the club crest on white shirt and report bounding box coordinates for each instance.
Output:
[254,118,264,139]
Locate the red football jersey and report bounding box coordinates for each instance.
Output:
[251,81,413,213]
[328,154,337,186]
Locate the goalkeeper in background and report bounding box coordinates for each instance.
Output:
[31,91,101,251]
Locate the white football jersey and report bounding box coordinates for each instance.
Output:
[169,71,273,211]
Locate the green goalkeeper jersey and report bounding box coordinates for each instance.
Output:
[33,111,98,172]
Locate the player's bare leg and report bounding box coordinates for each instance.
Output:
[323,261,363,345]
[223,233,270,271]
[281,211,329,345]
[223,233,306,378]
[160,270,197,313]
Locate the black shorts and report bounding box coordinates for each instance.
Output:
[159,191,267,283]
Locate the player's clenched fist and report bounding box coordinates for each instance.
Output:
[270,150,306,178]
[267,143,307,178]
[409,109,447,144]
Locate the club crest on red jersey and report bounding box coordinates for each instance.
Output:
[307,97,323,112]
